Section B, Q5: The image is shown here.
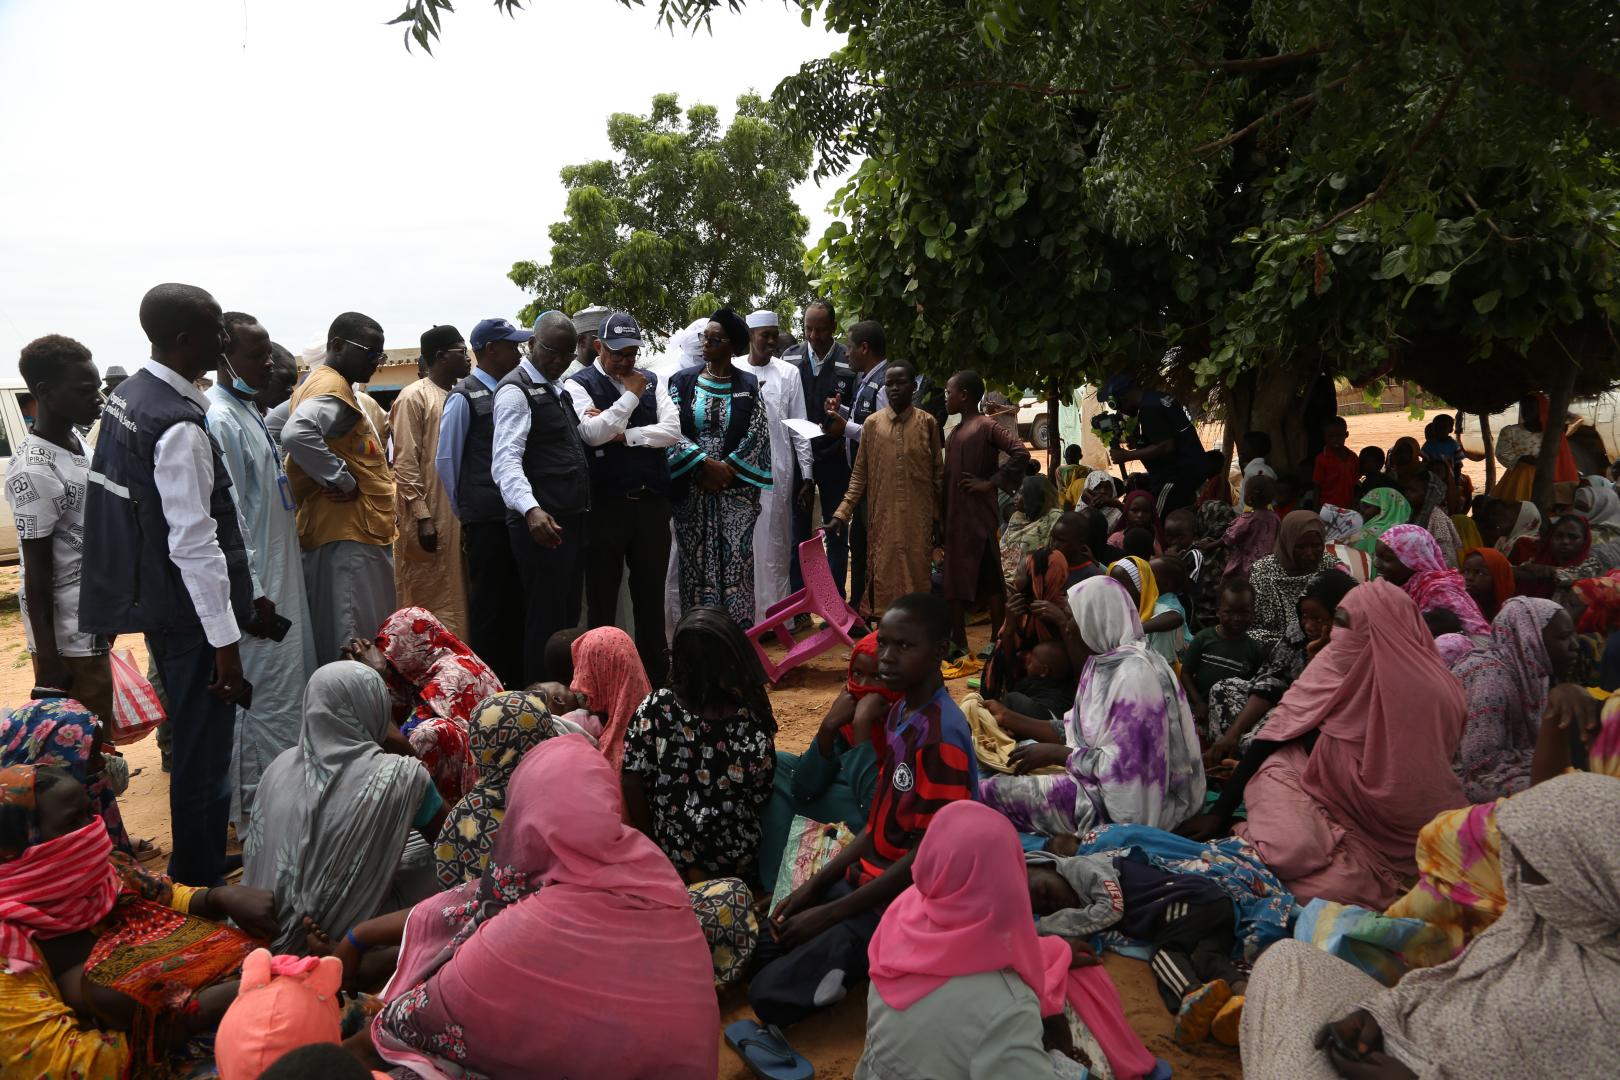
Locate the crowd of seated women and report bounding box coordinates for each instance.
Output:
[4,421,1620,1079]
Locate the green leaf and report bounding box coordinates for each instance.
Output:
[1473,290,1501,314]
[1406,212,1438,248]
[1378,250,1407,280]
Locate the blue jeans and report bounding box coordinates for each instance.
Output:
[146,628,235,886]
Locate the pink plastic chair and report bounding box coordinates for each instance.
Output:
[747,529,863,682]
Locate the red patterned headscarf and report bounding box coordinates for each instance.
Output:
[376,607,503,727]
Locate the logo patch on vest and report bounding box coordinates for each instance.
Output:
[892,762,915,792]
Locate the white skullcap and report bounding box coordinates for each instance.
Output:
[746,310,780,330]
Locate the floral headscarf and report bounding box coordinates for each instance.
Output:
[433,692,571,888]
[375,607,503,801]
[1353,488,1412,555]
[1572,570,1620,633]
[0,698,132,854]
[1381,524,1490,634]
[1488,597,1563,727]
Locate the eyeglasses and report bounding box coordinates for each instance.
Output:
[531,340,572,358]
[701,333,728,346]
[341,338,386,362]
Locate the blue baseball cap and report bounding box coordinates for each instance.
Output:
[598,311,643,350]
[1099,373,1136,405]
[469,318,533,351]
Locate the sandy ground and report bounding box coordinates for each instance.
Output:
[0,412,1446,1079]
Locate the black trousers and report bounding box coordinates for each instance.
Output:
[507,511,586,686]
[1148,898,1240,1011]
[584,493,672,686]
[462,520,525,689]
[146,628,235,886]
[793,463,849,599]
[848,503,870,614]
[747,880,880,1029]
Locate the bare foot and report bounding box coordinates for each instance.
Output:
[303,915,333,956]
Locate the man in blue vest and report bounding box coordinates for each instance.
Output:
[784,299,856,597]
[563,311,679,685]
[435,317,528,686]
[490,311,591,683]
[81,282,260,886]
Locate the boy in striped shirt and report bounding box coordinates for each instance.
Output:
[748,592,977,1030]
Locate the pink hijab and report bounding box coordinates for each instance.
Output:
[868,800,1159,1079]
[1381,524,1490,635]
[373,736,717,1080]
[870,800,1070,1012]
[570,627,651,771]
[1263,579,1468,872]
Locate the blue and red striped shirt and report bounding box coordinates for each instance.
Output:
[851,687,979,887]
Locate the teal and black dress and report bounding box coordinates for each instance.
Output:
[668,367,773,626]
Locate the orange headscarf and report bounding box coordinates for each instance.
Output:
[1536,393,1580,484]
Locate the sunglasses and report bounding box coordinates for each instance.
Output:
[340,338,386,362]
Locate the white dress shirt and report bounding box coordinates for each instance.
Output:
[562,359,682,449]
[145,362,242,648]
[434,366,500,512]
[491,358,549,516]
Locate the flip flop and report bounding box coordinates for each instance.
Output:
[724,1019,814,1080]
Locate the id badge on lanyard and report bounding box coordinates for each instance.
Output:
[276,472,295,512]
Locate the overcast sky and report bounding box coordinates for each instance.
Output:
[0,0,845,377]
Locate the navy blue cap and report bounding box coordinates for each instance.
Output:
[598,311,643,350]
[1099,373,1136,405]
[470,318,533,351]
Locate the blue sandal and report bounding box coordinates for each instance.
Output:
[724,1019,815,1080]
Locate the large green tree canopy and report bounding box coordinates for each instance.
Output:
[508,92,812,338]
[401,2,1620,455]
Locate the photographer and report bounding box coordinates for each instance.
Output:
[1099,373,1207,515]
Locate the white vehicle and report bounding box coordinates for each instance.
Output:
[0,379,41,562]
[1458,392,1620,473]
[1017,393,1053,450]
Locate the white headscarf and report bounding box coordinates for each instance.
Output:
[1062,576,1206,829]
[1507,501,1544,546]
[1319,505,1365,544]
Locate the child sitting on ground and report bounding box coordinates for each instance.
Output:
[743,593,978,1047]
[1027,848,1246,1048]
[1121,526,1157,562]
[1057,443,1087,504]
[1145,556,1194,666]
[1003,640,1077,732]
[1178,579,1262,726]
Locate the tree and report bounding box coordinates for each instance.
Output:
[398,2,1620,488]
[508,92,812,338]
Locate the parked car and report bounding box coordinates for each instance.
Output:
[1458,392,1620,475]
[1017,393,1054,450]
[0,379,43,562]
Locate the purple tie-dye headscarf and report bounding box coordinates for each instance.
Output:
[1382,524,1490,635]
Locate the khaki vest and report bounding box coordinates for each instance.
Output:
[285,364,397,549]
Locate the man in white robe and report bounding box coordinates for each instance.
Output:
[206,313,317,824]
[744,310,814,622]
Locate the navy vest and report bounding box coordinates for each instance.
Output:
[495,365,591,519]
[787,342,856,481]
[448,372,505,523]
[568,364,670,499]
[80,368,254,635]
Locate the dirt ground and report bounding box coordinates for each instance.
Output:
[0,411,1448,1080]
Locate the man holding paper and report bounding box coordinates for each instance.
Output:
[745,310,815,622]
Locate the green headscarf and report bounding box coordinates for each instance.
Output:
[1353,488,1412,557]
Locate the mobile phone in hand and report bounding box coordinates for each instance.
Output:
[256,613,293,642]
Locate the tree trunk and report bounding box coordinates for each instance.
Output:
[1479,412,1496,494]
[1047,379,1061,483]
[1531,352,1580,512]
[1225,367,1313,476]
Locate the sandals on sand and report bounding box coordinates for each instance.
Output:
[724,1019,814,1080]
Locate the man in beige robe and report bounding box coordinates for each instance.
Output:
[831,359,943,616]
[390,325,471,636]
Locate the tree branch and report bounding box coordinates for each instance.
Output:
[1311,71,1464,233]
[1193,43,1334,74]
[1190,57,1370,156]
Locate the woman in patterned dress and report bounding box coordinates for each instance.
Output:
[621,606,777,884]
[667,308,773,626]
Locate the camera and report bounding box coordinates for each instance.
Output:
[1091,410,1128,442]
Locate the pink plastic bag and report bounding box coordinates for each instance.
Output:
[108,649,164,746]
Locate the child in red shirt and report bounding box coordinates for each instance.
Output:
[1313,415,1359,509]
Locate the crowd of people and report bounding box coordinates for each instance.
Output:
[1,282,1617,1079]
